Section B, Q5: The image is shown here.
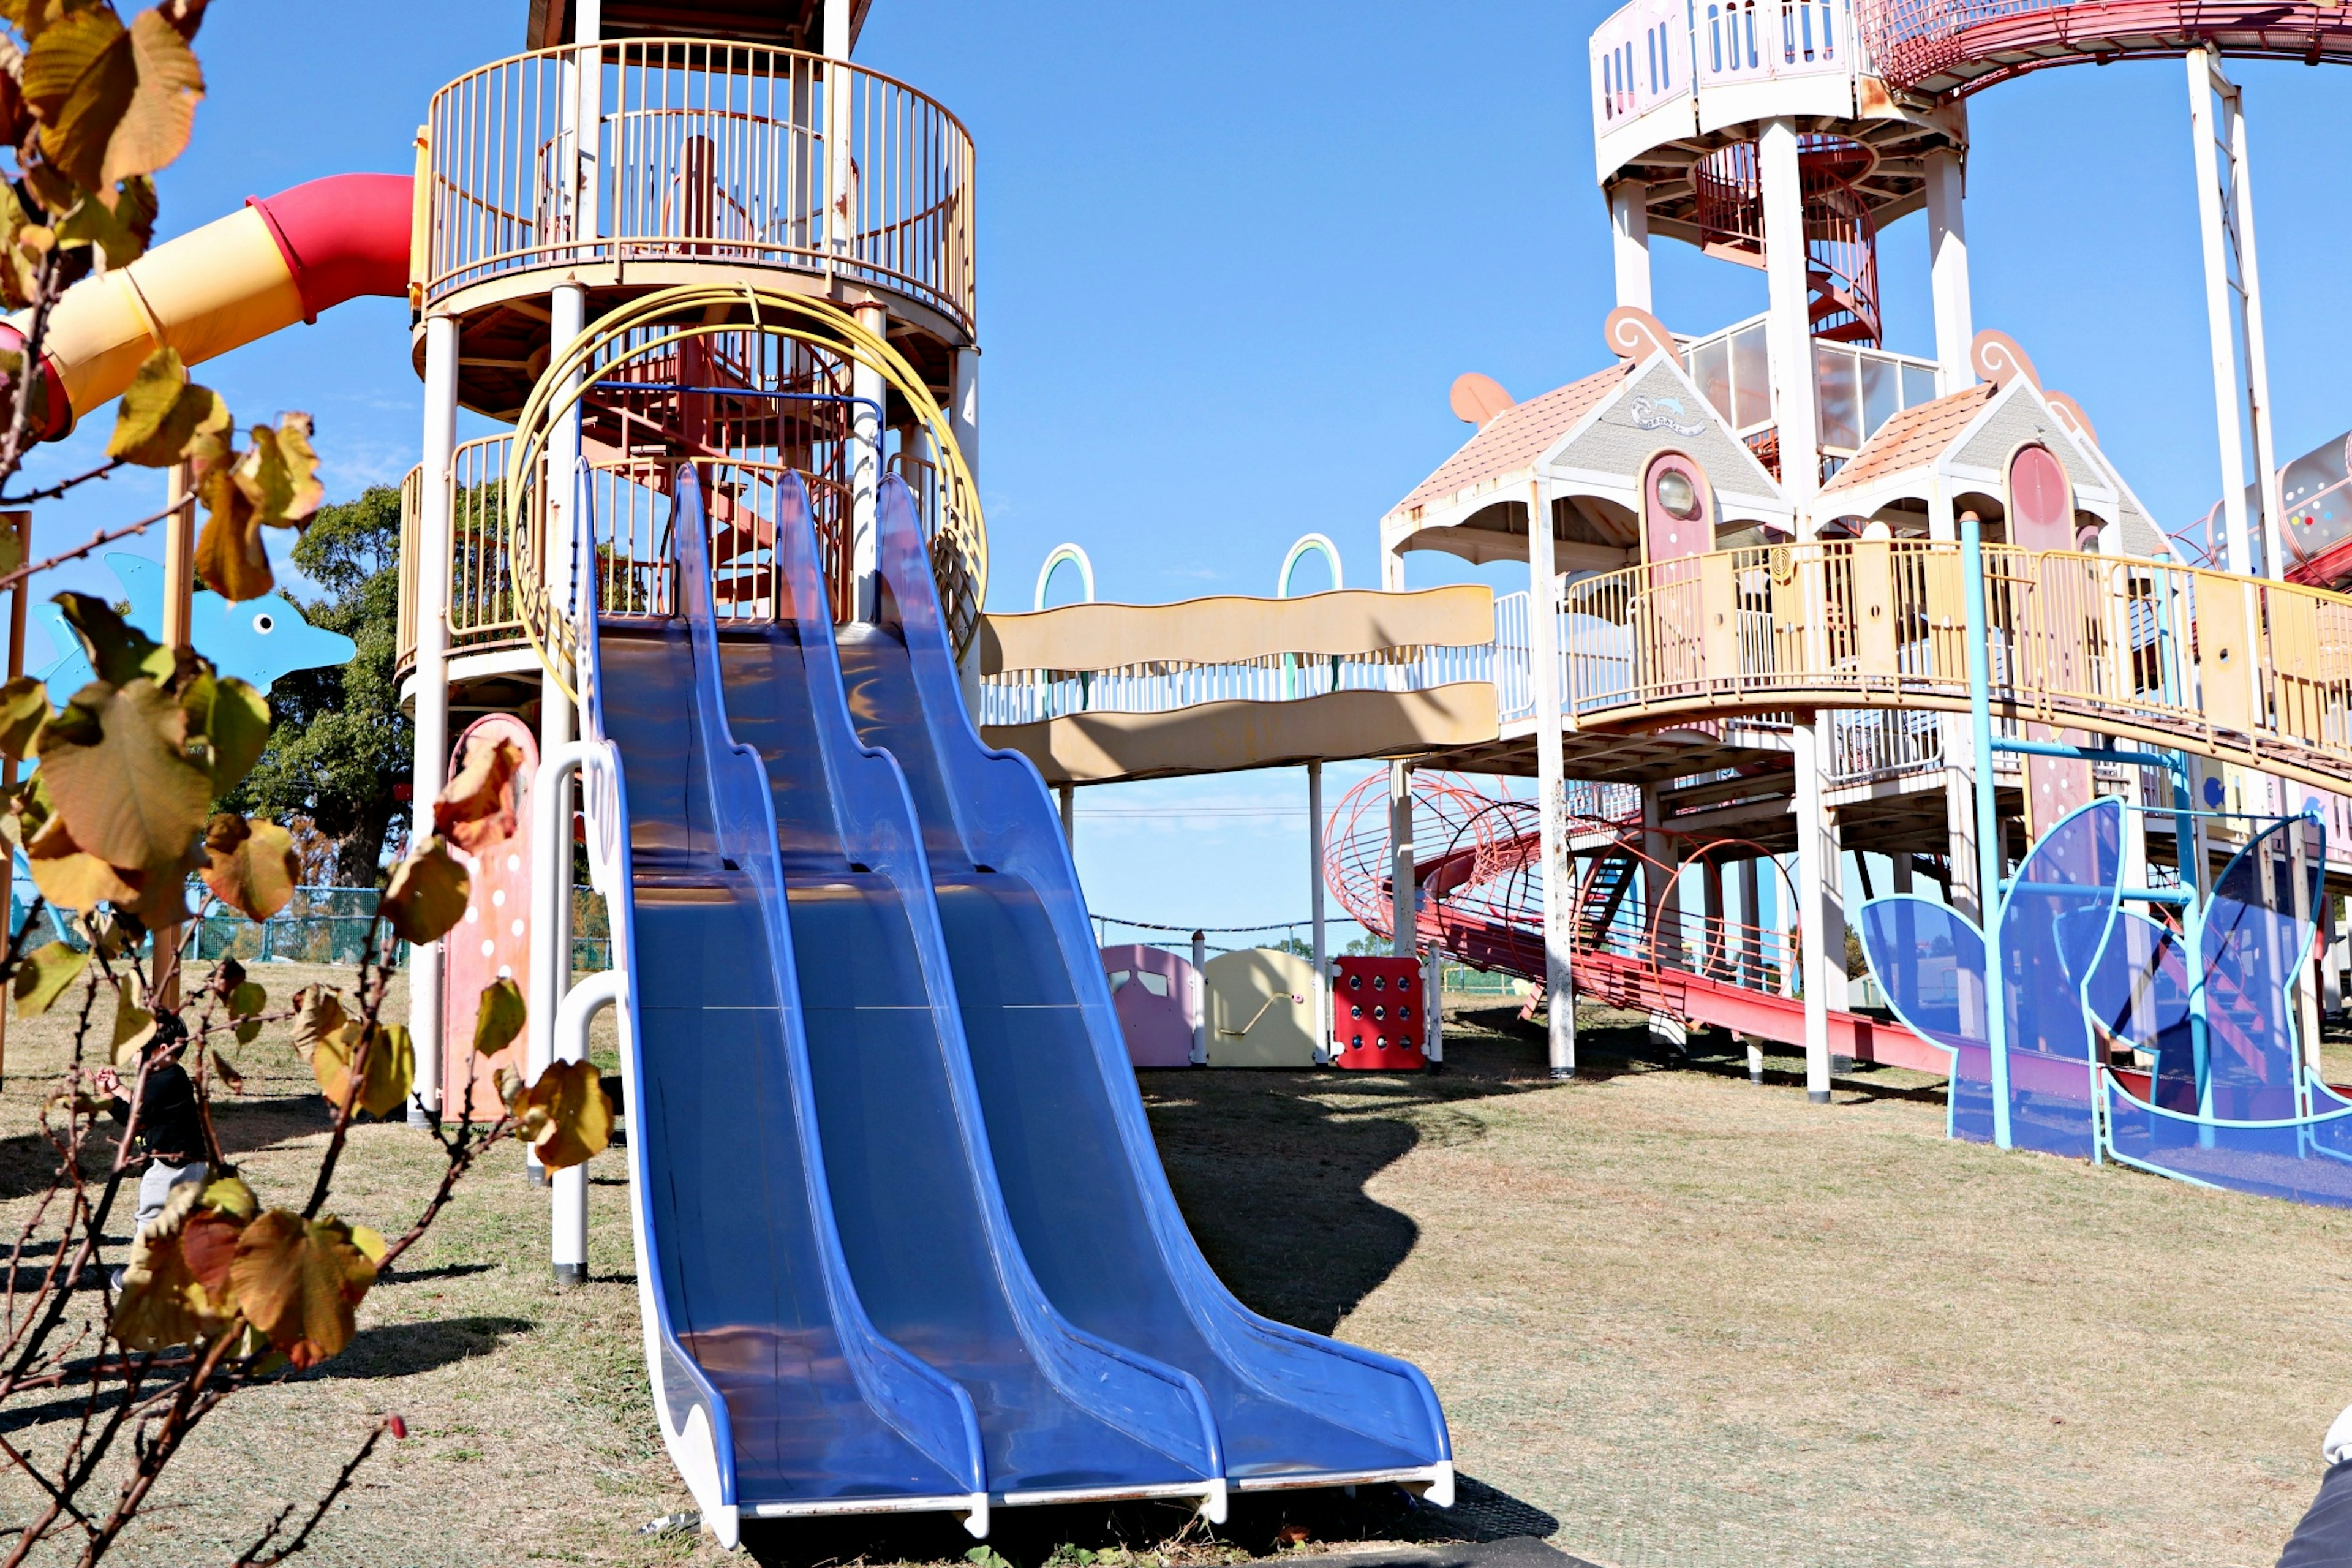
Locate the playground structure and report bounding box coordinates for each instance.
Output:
[9,0,2352,1544]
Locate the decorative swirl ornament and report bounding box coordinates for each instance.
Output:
[1604,305,1677,365]
[1970,328,2041,392]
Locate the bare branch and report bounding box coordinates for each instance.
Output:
[231,1420,391,1567]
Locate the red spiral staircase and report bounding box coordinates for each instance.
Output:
[1693,134,1883,347]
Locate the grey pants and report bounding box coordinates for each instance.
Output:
[135,1159,208,1235]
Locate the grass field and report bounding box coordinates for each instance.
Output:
[0,965,2341,1566]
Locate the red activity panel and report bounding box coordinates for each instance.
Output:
[1332,956,1425,1071]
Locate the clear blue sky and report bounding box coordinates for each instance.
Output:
[18,1,2352,937]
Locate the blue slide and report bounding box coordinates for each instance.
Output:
[588,470,1451,1548]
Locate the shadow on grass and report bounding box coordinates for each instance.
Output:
[317,1313,531,1379]
[739,1474,1558,1568]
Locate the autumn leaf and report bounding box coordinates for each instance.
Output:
[380,837,468,943]
[225,976,265,1043]
[0,182,42,310]
[199,813,295,920]
[107,345,226,466]
[21,6,203,193]
[472,977,525,1058]
[35,678,211,875]
[311,1019,413,1120]
[107,973,154,1065]
[112,1180,239,1352]
[198,1173,257,1221]
[232,414,322,529]
[51,591,169,685]
[518,1060,614,1171]
[11,938,85,1016]
[434,733,522,853]
[23,827,138,912]
[193,466,267,600]
[52,171,153,266]
[0,674,46,758]
[184,673,266,792]
[288,985,345,1057]
[227,1210,376,1370]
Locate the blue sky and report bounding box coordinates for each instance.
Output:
[18,2,2352,938]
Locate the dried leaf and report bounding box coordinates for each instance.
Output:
[185,674,265,793]
[0,183,42,310]
[199,813,295,921]
[198,1174,255,1221]
[50,591,169,686]
[288,986,345,1057]
[193,467,268,601]
[225,978,263,1018]
[227,1209,376,1370]
[11,938,84,1016]
[232,415,322,528]
[379,837,467,943]
[52,170,153,266]
[36,677,211,874]
[112,1180,238,1351]
[0,674,46,758]
[518,1060,613,1171]
[493,1063,526,1112]
[107,345,224,466]
[21,7,202,193]
[472,976,524,1058]
[434,734,521,853]
[23,839,137,911]
[108,974,152,1065]
[311,1019,412,1120]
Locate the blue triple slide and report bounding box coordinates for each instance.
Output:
[588,468,1452,1547]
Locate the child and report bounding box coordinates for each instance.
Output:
[91,1011,209,1240]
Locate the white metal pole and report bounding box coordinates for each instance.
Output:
[1759,118,1821,510]
[949,346,981,484]
[407,314,459,1128]
[1794,718,1835,1103]
[1738,855,1763,1082]
[1058,783,1075,846]
[1929,480,1981,923]
[1308,761,1328,1057]
[1389,763,1415,960]
[1609,181,1651,312]
[1189,930,1208,1065]
[2222,70,2286,580]
[551,968,621,1284]
[1641,784,1686,1050]
[851,301,886,619]
[1423,945,1444,1068]
[2188,49,2254,576]
[1528,480,1575,1078]
[1924,146,1974,397]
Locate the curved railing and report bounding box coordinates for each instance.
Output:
[1559,540,2352,792]
[426,40,975,331]
[1857,0,2352,97]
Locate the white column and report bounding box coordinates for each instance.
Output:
[1058,783,1075,846]
[1422,946,1444,1068]
[1528,480,1575,1077]
[2188,50,2255,576]
[1389,763,1415,960]
[851,300,887,619]
[1760,118,1820,511]
[407,315,459,1127]
[1610,180,1651,312]
[1641,784,1686,1050]
[1738,856,1764,1082]
[1793,722,1838,1102]
[1189,930,1208,1065]
[552,970,619,1284]
[2223,70,2286,579]
[1924,147,1974,397]
[950,346,981,483]
[1308,761,1329,1058]
[1890,851,1913,897]
[1929,480,1981,921]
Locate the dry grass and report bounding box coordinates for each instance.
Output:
[0,963,2339,1566]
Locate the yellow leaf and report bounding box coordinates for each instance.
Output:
[348,1224,386,1264]
[232,419,319,527]
[312,1019,412,1120]
[225,978,264,1019]
[21,6,130,191]
[519,1060,613,1171]
[0,674,47,758]
[10,938,85,1016]
[227,1210,375,1370]
[472,976,525,1058]
[380,837,469,944]
[434,733,521,853]
[192,674,266,793]
[289,986,345,1057]
[493,1063,526,1112]
[24,842,137,911]
[101,9,201,188]
[51,171,153,266]
[193,468,268,601]
[269,412,321,524]
[198,1174,257,1221]
[50,590,170,685]
[0,184,43,310]
[199,813,295,921]
[108,973,153,1065]
[106,345,223,466]
[112,1180,239,1352]
[35,678,211,875]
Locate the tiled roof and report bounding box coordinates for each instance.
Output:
[1392,363,1632,516]
[1819,383,1996,498]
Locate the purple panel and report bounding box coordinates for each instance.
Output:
[1856,895,1992,1143]
[2081,911,2198,1112]
[1101,944,1196,1068]
[1996,799,2122,1160]
[2201,816,2326,1121]
[2105,1076,2352,1208]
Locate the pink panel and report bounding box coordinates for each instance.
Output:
[2007,444,2072,552]
[1100,944,1196,1068]
[1642,451,1714,566]
[440,715,538,1121]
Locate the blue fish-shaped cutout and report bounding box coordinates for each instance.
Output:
[34,553,356,695]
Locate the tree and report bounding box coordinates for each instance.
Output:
[222,486,410,886]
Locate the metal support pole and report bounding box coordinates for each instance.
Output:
[0,510,23,1087]
[551,968,622,1284]
[1924,146,1974,398]
[851,300,887,620]
[1760,118,1821,511]
[1189,930,1207,1066]
[1609,180,1650,312]
[1423,945,1444,1069]
[407,313,460,1126]
[1528,481,1574,1077]
[1308,761,1328,1057]
[1961,508,2013,1147]
[1058,783,1075,847]
[531,280,586,1158]
[1793,717,1834,1103]
[151,466,195,1011]
[2187,49,2258,575]
[1641,784,1685,1050]
[1389,762,1415,960]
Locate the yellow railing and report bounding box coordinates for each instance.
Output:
[425,40,975,331]
[1559,540,2352,791]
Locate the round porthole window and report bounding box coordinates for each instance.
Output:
[1656,468,1700,521]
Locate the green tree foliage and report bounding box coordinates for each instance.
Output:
[221,485,409,885]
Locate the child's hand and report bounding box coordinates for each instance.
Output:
[89,1066,121,1097]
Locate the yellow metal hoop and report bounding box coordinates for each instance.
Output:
[499,284,986,706]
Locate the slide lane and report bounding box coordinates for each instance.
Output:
[839,475,1455,1499]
